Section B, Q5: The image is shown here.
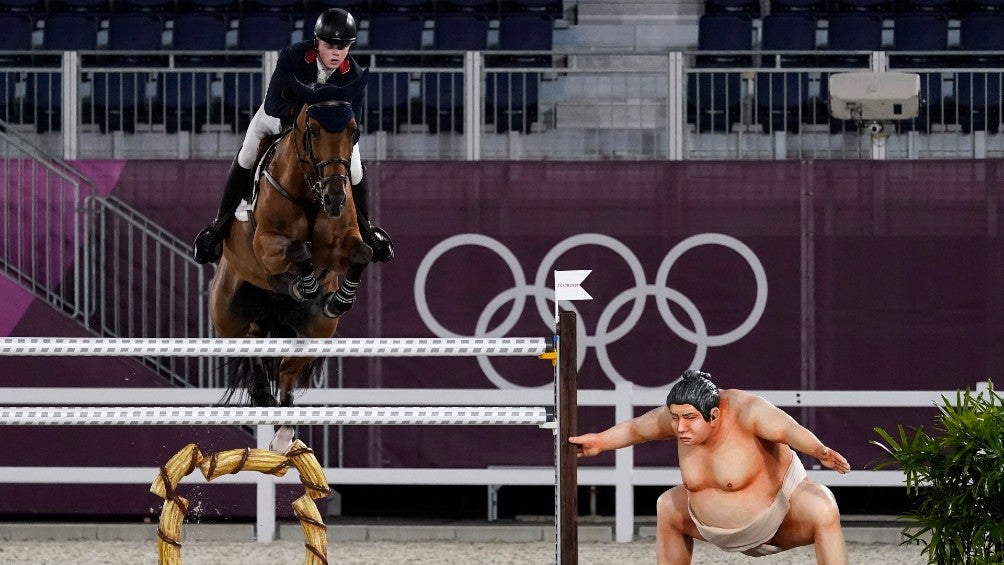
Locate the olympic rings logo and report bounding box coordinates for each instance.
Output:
[414,233,768,390]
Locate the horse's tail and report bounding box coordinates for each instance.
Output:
[220,316,323,407]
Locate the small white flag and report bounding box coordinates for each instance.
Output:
[554,270,593,301]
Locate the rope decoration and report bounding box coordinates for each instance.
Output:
[150,440,329,565]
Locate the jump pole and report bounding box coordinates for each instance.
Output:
[556,309,578,565]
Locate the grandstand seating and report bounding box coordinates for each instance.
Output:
[957,13,1004,132]
[0,12,33,64]
[0,0,44,12]
[90,13,164,132]
[423,12,489,133]
[29,13,100,132]
[756,13,816,133]
[689,13,752,133]
[891,13,948,132]
[486,13,552,133]
[365,12,423,131]
[163,13,227,132]
[116,0,175,13]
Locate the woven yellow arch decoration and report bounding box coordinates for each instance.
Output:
[150,440,331,565]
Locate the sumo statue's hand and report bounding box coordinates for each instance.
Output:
[818,445,850,474]
[568,433,605,458]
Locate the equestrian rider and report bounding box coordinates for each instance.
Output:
[192,8,394,265]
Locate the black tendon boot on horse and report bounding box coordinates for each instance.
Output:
[351,174,394,263]
[193,157,252,264]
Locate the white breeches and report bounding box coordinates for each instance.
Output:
[238,104,363,185]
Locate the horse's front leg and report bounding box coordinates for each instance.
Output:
[256,233,319,302]
[321,258,368,318]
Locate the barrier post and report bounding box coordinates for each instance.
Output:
[556,309,578,564]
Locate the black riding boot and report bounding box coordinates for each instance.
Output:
[351,174,394,263]
[193,158,252,264]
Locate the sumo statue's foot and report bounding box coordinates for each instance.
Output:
[269,425,296,453]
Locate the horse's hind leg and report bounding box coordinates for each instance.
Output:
[267,355,321,452]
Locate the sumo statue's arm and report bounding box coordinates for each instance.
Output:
[741,394,851,474]
[569,406,677,457]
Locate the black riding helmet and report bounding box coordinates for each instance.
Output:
[314,8,357,46]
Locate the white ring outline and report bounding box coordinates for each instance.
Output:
[413,233,768,390]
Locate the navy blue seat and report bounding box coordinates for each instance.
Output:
[486,13,552,133]
[365,13,423,132]
[772,0,825,13]
[245,0,304,13]
[89,14,164,132]
[237,13,295,51]
[444,0,498,14]
[50,0,110,15]
[0,13,33,64]
[116,0,175,13]
[176,0,238,14]
[969,0,1004,11]
[163,14,227,132]
[835,0,891,15]
[28,13,99,132]
[0,15,31,124]
[688,13,752,133]
[312,0,370,20]
[106,13,164,62]
[904,0,956,14]
[0,0,45,13]
[891,13,948,132]
[423,13,488,133]
[509,0,562,17]
[823,13,883,132]
[374,0,431,15]
[218,15,293,131]
[956,13,1004,132]
[704,0,760,15]
[755,14,817,133]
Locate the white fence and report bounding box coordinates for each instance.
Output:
[3,383,978,543]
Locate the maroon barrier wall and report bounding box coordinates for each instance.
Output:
[2,159,1001,517]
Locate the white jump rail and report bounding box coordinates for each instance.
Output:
[2,382,982,544]
[0,325,582,565]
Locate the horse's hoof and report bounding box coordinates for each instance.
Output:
[321,291,352,318]
[269,425,296,453]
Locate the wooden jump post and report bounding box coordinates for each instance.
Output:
[557,308,578,565]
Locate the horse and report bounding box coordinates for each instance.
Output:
[209,75,373,452]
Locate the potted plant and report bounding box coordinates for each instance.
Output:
[871,382,1003,564]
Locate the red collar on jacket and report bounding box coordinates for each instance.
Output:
[305,49,351,74]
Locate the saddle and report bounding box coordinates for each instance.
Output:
[234,131,286,223]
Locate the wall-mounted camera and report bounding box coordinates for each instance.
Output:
[828,71,920,135]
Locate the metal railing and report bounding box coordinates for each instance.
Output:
[4,49,1004,160]
[0,122,94,319]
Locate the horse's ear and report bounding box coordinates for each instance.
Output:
[342,69,368,100]
[288,77,315,101]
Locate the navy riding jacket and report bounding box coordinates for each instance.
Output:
[263,40,367,128]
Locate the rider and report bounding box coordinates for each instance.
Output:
[192,8,394,265]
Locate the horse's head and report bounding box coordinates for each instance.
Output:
[289,71,368,218]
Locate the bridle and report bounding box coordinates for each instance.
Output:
[263,99,355,212]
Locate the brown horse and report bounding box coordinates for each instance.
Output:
[209,77,372,451]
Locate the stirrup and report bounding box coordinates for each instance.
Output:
[193,225,222,264]
[367,226,394,263]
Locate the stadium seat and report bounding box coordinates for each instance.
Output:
[0,0,44,13]
[374,0,431,15]
[891,13,948,132]
[0,13,33,64]
[29,13,99,132]
[688,13,752,133]
[704,0,759,15]
[423,13,488,133]
[444,0,498,15]
[835,0,892,15]
[485,13,551,133]
[755,14,817,133]
[115,0,175,13]
[365,13,423,132]
[508,0,562,17]
[164,13,228,132]
[956,13,1004,132]
[823,13,883,132]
